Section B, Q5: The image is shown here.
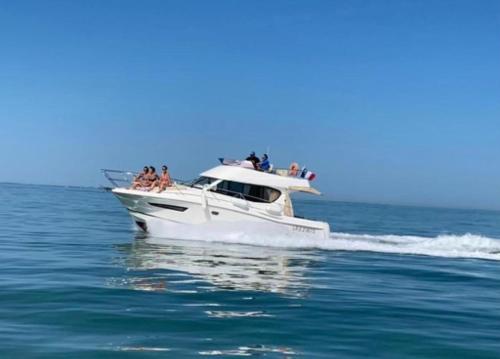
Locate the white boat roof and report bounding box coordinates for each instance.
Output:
[201,165,314,191]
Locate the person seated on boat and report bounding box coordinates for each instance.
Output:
[245,151,260,170]
[145,166,160,191]
[151,165,172,192]
[131,166,149,189]
[289,162,300,176]
[259,154,271,172]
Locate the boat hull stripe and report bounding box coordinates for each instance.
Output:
[148,202,188,212]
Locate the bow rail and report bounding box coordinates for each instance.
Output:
[101,169,191,189]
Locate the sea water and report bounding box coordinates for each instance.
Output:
[1,183,500,358]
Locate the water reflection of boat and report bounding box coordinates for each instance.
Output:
[116,235,318,296]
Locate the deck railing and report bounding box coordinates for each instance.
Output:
[102,169,136,188]
[101,169,191,189]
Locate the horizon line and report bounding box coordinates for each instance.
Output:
[1,180,499,213]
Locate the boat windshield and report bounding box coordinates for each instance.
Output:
[191,176,217,188]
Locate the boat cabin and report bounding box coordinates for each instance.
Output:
[191,165,320,217]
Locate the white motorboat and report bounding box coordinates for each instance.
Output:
[103,161,330,240]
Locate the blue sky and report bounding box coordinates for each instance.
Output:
[1,0,499,209]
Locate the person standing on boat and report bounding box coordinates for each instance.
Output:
[246,151,260,170]
[259,154,271,171]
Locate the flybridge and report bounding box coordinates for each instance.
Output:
[218,158,318,181]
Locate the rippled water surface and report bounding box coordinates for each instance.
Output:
[1,183,500,358]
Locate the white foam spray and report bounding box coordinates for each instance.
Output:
[143,219,500,261]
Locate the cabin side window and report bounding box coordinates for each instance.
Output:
[212,180,281,203]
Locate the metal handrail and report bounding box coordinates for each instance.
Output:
[220,164,307,180]
[101,169,136,188]
[101,169,191,189]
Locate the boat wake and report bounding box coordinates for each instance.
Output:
[144,220,500,261]
[327,232,500,261]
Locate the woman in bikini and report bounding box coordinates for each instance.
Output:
[151,165,172,192]
[145,166,160,191]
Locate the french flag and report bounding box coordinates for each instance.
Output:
[300,167,316,181]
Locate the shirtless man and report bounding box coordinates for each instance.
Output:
[131,166,149,189]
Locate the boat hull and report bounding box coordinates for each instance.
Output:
[112,188,330,241]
